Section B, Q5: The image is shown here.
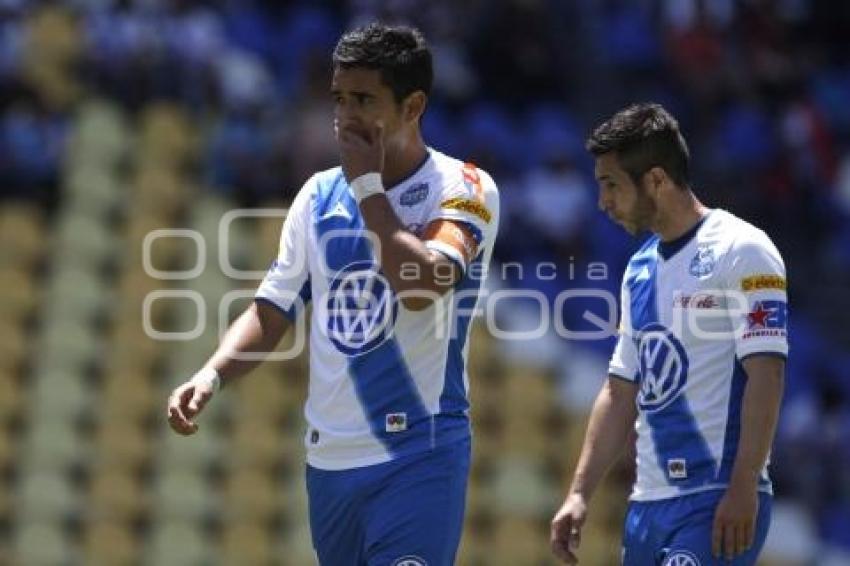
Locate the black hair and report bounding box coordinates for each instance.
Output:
[332,23,433,104]
[586,103,691,189]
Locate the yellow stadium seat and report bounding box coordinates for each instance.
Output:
[93,419,152,470]
[0,424,16,476]
[138,103,197,167]
[88,468,148,522]
[0,322,28,381]
[83,520,139,566]
[228,418,284,470]
[0,202,45,270]
[221,469,281,522]
[100,371,158,424]
[491,517,552,565]
[220,522,274,566]
[132,168,194,219]
[0,268,38,324]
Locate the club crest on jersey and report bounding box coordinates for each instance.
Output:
[400,182,429,207]
[326,261,398,356]
[391,557,427,566]
[637,324,690,412]
[689,246,716,277]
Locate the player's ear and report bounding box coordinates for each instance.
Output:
[403,91,427,124]
[645,166,667,197]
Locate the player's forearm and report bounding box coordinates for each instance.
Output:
[568,377,639,500]
[203,300,290,387]
[359,195,453,296]
[729,356,784,489]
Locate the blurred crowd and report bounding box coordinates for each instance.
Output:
[1,0,849,562]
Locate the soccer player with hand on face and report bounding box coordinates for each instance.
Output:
[167,23,499,566]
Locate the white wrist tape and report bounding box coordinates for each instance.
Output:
[190,367,221,393]
[350,172,384,203]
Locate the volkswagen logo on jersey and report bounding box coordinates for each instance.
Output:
[326,261,399,356]
[637,324,690,412]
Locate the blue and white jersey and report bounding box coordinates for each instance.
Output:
[609,210,788,502]
[256,148,499,470]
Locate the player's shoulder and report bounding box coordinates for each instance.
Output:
[310,166,346,192]
[709,209,782,258]
[428,148,499,195]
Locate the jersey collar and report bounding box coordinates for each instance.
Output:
[657,211,711,260]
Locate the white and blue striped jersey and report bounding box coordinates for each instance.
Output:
[609,209,788,502]
[256,148,499,470]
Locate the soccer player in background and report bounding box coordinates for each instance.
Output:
[166,23,499,566]
[550,103,786,565]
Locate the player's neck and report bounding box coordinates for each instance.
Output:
[655,191,709,243]
[381,136,429,189]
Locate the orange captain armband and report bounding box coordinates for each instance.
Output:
[422,219,480,270]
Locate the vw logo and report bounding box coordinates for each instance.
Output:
[391,557,427,566]
[663,550,701,566]
[326,261,398,356]
[637,324,689,412]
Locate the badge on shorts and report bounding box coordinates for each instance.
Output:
[662,550,701,566]
[667,458,688,479]
[386,413,407,433]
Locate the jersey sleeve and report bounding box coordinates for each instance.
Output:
[255,176,313,320]
[609,279,639,381]
[725,232,789,360]
[423,162,498,272]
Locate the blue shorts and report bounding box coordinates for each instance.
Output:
[306,437,471,566]
[623,489,772,565]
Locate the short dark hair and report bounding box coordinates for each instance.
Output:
[332,23,433,104]
[586,103,691,188]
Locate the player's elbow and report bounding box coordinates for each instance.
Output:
[398,287,447,312]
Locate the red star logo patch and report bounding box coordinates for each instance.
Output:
[747,302,771,328]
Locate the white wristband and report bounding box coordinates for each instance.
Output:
[350,172,384,203]
[190,367,221,393]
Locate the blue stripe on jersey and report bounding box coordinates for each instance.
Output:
[439,253,484,417]
[717,358,771,487]
[646,395,718,488]
[347,340,433,455]
[625,235,660,332]
[627,237,718,489]
[314,170,435,457]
